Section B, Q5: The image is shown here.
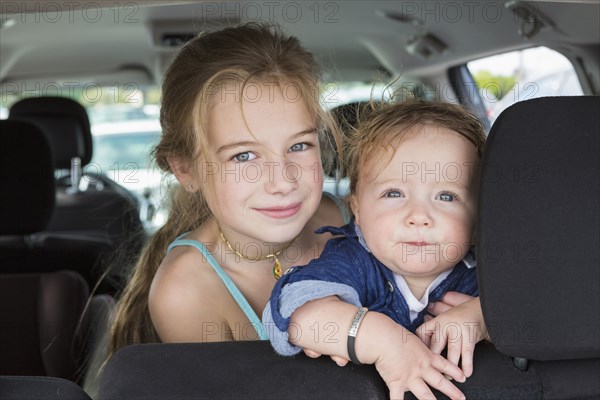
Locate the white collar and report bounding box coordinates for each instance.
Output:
[394,254,476,322]
[394,270,453,322]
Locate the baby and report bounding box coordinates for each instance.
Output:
[264,101,487,399]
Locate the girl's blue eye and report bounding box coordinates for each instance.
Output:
[233,152,255,162]
[437,192,456,202]
[289,143,308,152]
[385,190,404,198]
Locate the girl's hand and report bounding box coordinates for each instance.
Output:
[416,295,488,378]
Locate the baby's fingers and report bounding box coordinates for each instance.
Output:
[404,379,436,400]
[303,349,322,358]
[423,370,465,400]
[446,334,462,369]
[387,381,407,400]
[428,328,447,355]
[416,324,433,348]
[427,301,452,317]
[460,345,475,378]
[330,355,349,367]
[433,354,466,383]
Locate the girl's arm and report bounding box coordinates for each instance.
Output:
[291,296,467,400]
[150,250,233,342]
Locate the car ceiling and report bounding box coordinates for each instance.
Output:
[1,1,599,89]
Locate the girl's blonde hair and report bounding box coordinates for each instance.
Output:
[108,23,341,357]
[345,101,487,196]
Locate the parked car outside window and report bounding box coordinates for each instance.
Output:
[90,119,166,231]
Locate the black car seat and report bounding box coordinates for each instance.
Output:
[0,376,92,400]
[98,340,543,400]
[0,270,90,381]
[0,120,115,386]
[477,96,600,398]
[0,120,87,381]
[0,118,109,294]
[8,97,146,293]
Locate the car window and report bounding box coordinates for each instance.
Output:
[90,124,160,180]
[467,46,583,124]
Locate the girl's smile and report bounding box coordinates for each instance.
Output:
[253,202,302,219]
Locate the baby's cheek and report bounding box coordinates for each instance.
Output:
[444,222,473,262]
[441,243,467,265]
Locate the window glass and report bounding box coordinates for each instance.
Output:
[89,119,166,232]
[467,46,583,123]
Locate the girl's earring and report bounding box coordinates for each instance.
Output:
[187,183,194,192]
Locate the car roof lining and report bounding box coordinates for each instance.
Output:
[1,1,599,89]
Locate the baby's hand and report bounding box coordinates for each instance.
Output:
[303,348,349,367]
[358,313,466,400]
[416,295,488,378]
[375,330,465,399]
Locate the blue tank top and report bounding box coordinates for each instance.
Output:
[167,237,269,340]
[165,192,350,341]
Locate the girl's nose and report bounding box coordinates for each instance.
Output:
[263,160,300,196]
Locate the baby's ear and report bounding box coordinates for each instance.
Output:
[349,195,360,225]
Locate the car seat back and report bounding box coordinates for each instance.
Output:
[0,120,114,382]
[477,96,600,361]
[9,96,144,240]
[0,376,92,400]
[0,271,89,380]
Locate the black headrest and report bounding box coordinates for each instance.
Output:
[9,97,93,169]
[0,120,55,235]
[477,96,600,361]
[99,341,386,400]
[99,341,569,399]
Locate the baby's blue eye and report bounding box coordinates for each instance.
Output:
[385,190,404,198]
[289,143,308,152]
[437,192,456,202]
[233,152,255,162]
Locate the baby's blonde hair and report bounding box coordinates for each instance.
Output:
[345,101,486,196]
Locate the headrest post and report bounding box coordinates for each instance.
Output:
[513,357,528,371]
[67,157,82,194]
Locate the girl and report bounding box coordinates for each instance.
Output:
[107,23,345,355]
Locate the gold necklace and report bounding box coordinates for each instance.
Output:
[219,229,298,280]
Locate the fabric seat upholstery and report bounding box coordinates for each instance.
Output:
[0,120,115,385]
[98,341,544,400]
[477,96,600,399]
[478,96,600,360]
[0,376,92,400]
[0,271,89,380]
